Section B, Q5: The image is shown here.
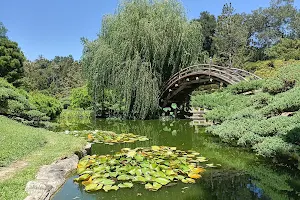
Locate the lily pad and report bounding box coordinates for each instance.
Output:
[118,182,134,188]
[75,146,219,193]
[155,178,170,185]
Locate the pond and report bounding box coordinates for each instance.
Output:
[53,119,300,200]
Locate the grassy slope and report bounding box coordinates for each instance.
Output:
[0,116,86,200]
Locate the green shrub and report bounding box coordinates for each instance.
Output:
[228,80,264,94]
[262,88,300,116]
[196,64,300,161]
[265,38,300,60]
[285,127,300,145]
[250,92,273,108]
[70,86,92,109]
[0,78,52,128]
[262,78,295,94]
[29,92,62,119]
[253,137,293,157]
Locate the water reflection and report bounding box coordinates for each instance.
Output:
[53,119,300,200]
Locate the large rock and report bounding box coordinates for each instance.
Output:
[24,155,79,200]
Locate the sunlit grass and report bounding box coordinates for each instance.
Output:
[0,116,86,200]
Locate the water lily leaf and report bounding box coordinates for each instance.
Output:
[182,178,196,184]
[77,167,87,174]
[127,150,137,158]
[96,183,103,190]
[152,182,163,191]
[166,169,176,176]
[111,185,119,191]
[82,177,92,186]
[163,127,172,132]
[109,172,118,177]
[171,130,177,136]
[206,163,217,168]
[145,183,153,190]
[135,154,144,162]
[196,157,208,162]
[103,185,113,192]
[155,178,170,185]
[192,167,206,174]
[77,174,90,181]
[151,146,160,151]
[118,182,133,188]
[171,103,177,109]
[133,175,147,182]
[176,175,185,180]
[138,137,149,142]
[101,179,115,185]
[117,174,131,181]
[163,107,171,112]
[135,169,142,176]
[188,173,201,179]
[85,183,98,192]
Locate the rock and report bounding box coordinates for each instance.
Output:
[24,145,91,200]
[25,181,53,200]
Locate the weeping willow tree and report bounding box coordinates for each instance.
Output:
[82,0,205,119]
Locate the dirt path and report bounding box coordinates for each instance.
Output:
[0,160,28,181]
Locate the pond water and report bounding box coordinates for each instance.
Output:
[53,119,300,200]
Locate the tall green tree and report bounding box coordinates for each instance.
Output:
[213,3,248,67]
[248,0,296,48]
[194,12,216,57]
[0,37,25,87]
[82,0,204,119]
[0,22,7,38]
[23,55,84,97]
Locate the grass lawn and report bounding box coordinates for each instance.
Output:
[0,116,86,200]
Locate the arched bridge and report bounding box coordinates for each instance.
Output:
[160,64,261,107]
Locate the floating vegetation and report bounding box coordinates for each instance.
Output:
[64,130,149,144]
[74,146,220,192]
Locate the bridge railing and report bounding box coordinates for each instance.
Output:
[161,64,261,96]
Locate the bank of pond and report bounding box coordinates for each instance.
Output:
[52,119,300,200]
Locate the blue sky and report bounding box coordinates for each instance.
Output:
[0,0,298,61]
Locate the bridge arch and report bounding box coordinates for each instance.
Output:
[160,64,261,107]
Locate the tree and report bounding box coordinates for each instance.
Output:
[0,37,25,87]
[194,12,216,57]
[23,55,85,97]
[82,0,204,119]
[265,38,300,60]
[248,0,296,48]
[213,3,248,67]
[0,22,7,38]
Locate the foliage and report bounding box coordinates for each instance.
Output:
[75,146,213,192]
[192,64,300,160]
[213,3,248,67]
[252,137,293,157]
[0,115,86,200]
[266,38,300,60]
[64,130,149,144]
[23,55,84,98]
[70,85,92,109]
[194,11,216,57]
[228,79,264,94]
[82,0,205,119]
[29,92,62,119]
[0,21,7,38]
[0,37,25,87]
[0,78,53,127]
[248,0,296,49]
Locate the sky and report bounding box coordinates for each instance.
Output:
[0,0,299,61]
